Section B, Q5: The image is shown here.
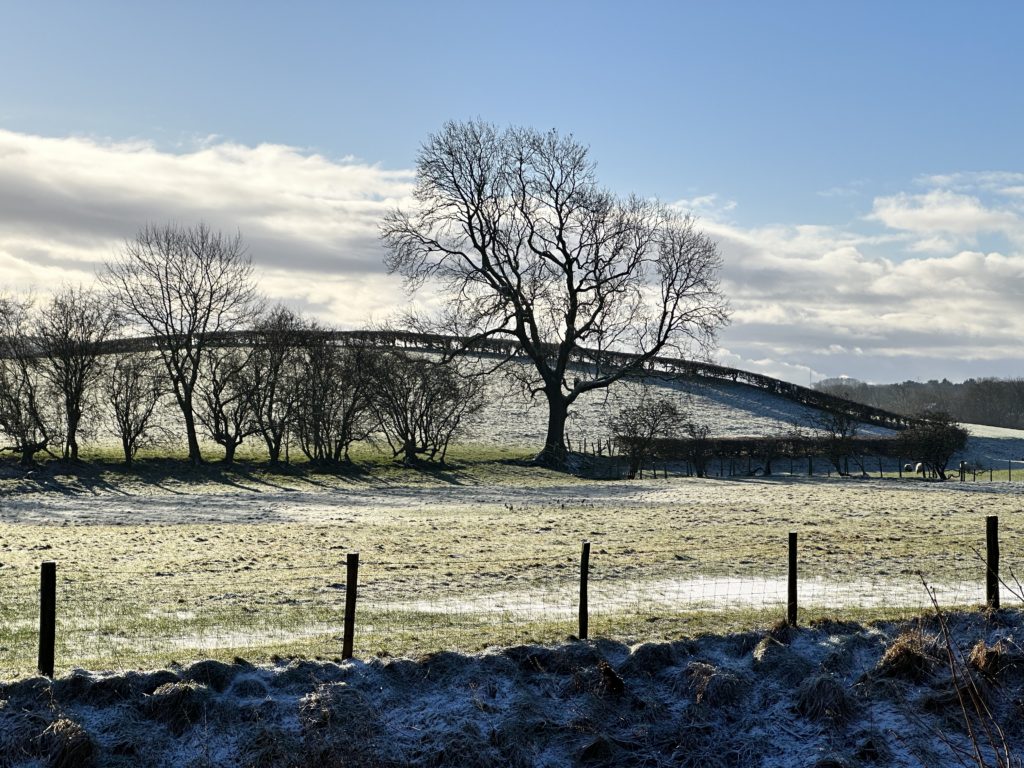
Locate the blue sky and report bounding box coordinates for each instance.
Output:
[1,1,1022,384]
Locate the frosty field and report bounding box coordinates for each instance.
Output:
[3,376,1024,767]
[3,451,1024,679]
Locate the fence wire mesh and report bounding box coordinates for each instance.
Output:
[2,524,1021,678]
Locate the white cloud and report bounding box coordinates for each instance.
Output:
[670,193,737,221]
[710,187,1024,382]
[0,129,414,324]
[2,127,1022,384]
[867,189,1023,248]
[917,171,1024,194]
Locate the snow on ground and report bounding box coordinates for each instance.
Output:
[464,371,868,449]
[466,368,1024,467]
[962,423,1024,465]
[3,611,1023,767]
[964,423,1024,440]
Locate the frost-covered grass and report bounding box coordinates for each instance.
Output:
[2,610,1023,767]
[3,463,1024,677]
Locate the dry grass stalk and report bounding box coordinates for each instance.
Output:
[923,580,1017,768]
[795,674,857,723]
[874,626,936,683]
[40,717,94,768]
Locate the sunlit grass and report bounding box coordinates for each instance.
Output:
[3,446,1023,678]
[2,585,990,679]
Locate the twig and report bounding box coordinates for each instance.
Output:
[922,576,1016,768]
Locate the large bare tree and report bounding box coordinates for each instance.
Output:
[104,223,258,464]
[37,286,120,460]
[381,121,728,466]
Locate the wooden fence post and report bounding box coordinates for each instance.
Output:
[579,541,590,640]
[1009,459,1013,482]
[986,516,999,610]
[342,552,360,660]
[38,561,56,678]
[787,533,798,627]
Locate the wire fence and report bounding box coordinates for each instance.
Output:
[1,517,1019,678]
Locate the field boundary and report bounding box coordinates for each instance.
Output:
[5,515,1014,679]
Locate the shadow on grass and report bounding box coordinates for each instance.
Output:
[0,453,490,494]
[0,458,127,496]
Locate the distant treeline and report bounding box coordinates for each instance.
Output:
[814,377,1024,430]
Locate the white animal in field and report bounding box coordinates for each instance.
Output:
[914,462,926,476]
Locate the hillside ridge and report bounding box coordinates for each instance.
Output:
[92,328,915,430]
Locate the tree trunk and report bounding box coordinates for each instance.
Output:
[19,438,45,466]
[402,438,418,465]
[267,438,281,465]
[180,392,203,464]
[66,406,82,461]
[536,392,569,468]
[222,442,236,465]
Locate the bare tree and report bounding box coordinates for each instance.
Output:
[812,410,859,475]
[0,294,55,464]
[381,120,728,467]
[610,395,684,479]
[37,286,120,460]
[104,223,258,464]
[896,412,968,481]
[755,426,803,477]
[372,352,483,465]
[244,306,306,464]
[682,420,713,478]
[106,354,164,466]
[197,347,257,464]
[293,330,377,465]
